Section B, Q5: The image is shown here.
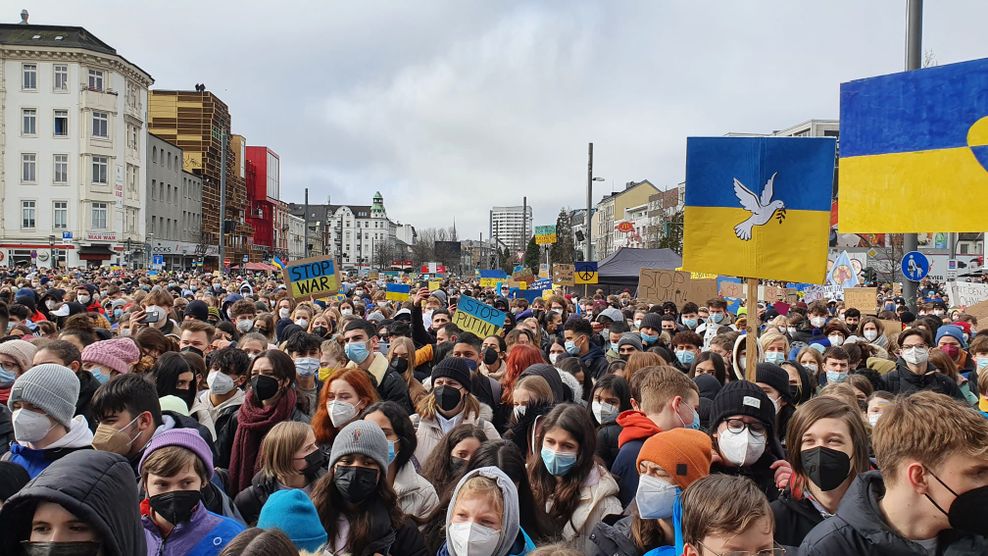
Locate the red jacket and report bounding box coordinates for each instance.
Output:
[616,410,662,448]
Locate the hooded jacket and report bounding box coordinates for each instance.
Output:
[611,410,663,507]
[394,460,440,520]
[143,500,245,555]
[0,450,147,556]
[771,488,827,550]
[800,471,987,555]
[3,415,94,478]
[415,409,501,465]
[439,466,537,556]
[76,369,100,432]
[199,388,245,469]
[883,359,964,400]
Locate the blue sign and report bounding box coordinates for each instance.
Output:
[62,231,73,240]
[152,254,164,266]
[901,251,929,282]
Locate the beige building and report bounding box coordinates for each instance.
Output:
[592,180,659,258]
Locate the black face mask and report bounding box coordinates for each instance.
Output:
[434,385,462,413]
[790,384,802,402]
[801,446,851,491]
[619,353,630,362]
[303,449,327,481]
[312,326,329,338]
[174,387,196,410]
[181,346,204,358]
[926,470,988,536]
[482,348,499,366]
[21,542,102,556]
[251,374,280,403]
[148,489,202,525]
[334,465,379,504]
[451,456,468,474]
[389,357,409,374]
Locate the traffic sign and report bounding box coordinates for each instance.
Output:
[62,231,73,240]
[152,254,164,266]
[243,255,249,263]
[901,251,930,282]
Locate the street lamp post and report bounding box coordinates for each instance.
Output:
[48,235,55,270]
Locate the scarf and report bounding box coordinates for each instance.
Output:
[228,387,297,493]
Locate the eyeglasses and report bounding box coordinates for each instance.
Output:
[697,541,785,556]
[724,418,767,436]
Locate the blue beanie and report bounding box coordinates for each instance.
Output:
[935,324,966,349]
[257,489,328,552]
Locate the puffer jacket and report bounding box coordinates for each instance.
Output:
[883,359,964,400]
[142,500,245,556]
[394,461,439,520]
[556,464,623,548]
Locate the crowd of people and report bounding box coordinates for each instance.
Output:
[0,267,985,556]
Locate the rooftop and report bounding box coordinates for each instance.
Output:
[0,22,152,81]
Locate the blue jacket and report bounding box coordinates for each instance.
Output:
[611,438,645,508]
[143,501,245,556]
[3,442,91,479]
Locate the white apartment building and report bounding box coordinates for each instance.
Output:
[286,212,306,260]
[491,205,532,256]
[0,18,152,268]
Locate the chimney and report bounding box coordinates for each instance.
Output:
[19,9,28,24]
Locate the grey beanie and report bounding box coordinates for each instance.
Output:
[8,364,79,429]
[617,332,643,352]
[330,420,389,473]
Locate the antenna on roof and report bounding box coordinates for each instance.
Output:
[19,9,29,24]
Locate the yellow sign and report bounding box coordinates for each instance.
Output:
[428,280,441,291]
[479,278,499,288]
[282,255,341,300]
[574,262,598,285]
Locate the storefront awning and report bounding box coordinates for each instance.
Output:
[78,245,115,260]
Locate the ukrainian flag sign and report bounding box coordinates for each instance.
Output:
[838,58,988,233]
[683,137,836,284]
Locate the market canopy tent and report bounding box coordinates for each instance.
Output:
[594,248,683,291]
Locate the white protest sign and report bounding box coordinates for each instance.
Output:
[946,281,988,308]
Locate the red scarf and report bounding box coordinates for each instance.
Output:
[228,388,298,493]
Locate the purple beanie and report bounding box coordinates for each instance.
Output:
[138,428,213,479]
[81,338,140,375]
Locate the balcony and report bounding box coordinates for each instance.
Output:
[82,87,118,113]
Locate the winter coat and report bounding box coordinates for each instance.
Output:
[0,405,12,459]
[329,511,429,556]
[587,515,642,556]
[212,403,308,482]
[414,411,500,465]
[143,501,245,556]
[394,461,439,520]
[551,464,622,548]
[348,353,414,415]
[595,421,622,470]
[883,359,965,400]
[200,389,245,470]
[2,415,94,478]
[188,395,217,440]
[76,369,100,432]
[582,347,610,382]
[0,450,147,556]
[233,469,323,526]
[771,489,826,550]
[611,411,663,508]
[800,471,988,555]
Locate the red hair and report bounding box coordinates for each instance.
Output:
[311,367,380,446]
[502,344,545,403]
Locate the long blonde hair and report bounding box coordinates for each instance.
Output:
[258,421,311,485]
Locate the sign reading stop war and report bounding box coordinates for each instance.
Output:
[452,295,507,337]
[283,255,341,299]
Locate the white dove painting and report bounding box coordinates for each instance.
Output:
[732,172,787,241]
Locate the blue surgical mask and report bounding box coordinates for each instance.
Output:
[610,342,620,352]
[640,332,658,345]
[765,352,786,365]
[683,318,698,330]
[676,349,695,366]
[345,341,370,364]
[0,365,15,387]
[678,403,701,430]
[90,367,109,385]
[564,340,579,355]
[294,357,320,377]
[387,440,396,465]
[541,447,578,476]
[710,312,725,324]
[826,370,848,384]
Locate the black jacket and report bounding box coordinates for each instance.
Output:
[582,346,611,381]
[76,370,100,432]
[234,469,324,525]
[595,421,622,470]
[0,450,146,556]
[771,489,826,550]
[371,365,415,416]
[0,406,12,459]
[587,515,642,556]
[800,471,988,555]
[711,450,781,502]
[883,359,964,400]
[213,399,244,470]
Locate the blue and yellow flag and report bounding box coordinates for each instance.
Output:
[272,255,285,270]
[683,137,836,284]
[839,57,988,233]
[385,283,410,301]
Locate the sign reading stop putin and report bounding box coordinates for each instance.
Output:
[283,255,341,300]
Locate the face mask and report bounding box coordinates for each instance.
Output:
[294,318,309,328]
[548,353,560,365]
[89,366,109,385]
[251,374,281,402]
[78,295,91,305]
[804,363,818,373]
[180,346,204,358]
[341,309,353,317]
[302,449,327,481]
[564,340,579,355]
[148,490,201,525]
[482,348,499,366]
[977,357,988,372]
[435,385,463,413]
[463,358,478,372]
[207,370,236,396]
[113,308,123,320]
[609,341,620,352]
[12,409,55,443]
[541,446,578,476]
[278,308,291,319]
[235,319,253,333]
[640,332,658,345]
[828,334,844,347]
[45,300,57,310]
[676,402,701,431]
[826,370,848,384]
[801,446,851,491]
[513,405,527,420]
[313,326,329,338]
[682,318,698,330]
[933,310,945,317]
[634,319,642,329]
[718,428,766,467]
[327,400,358,428]
[787,326,798,337]
[940,344,960,360]
[334,465,378,504]
[91,414,141,455]
[867,413,881,427]
[765,351,786,365]
[863,330,878,342]
[345,341,370,364]
[592,400,619,424]
[0,365,16,387]
[451,456,468,474]
[710,312,725,324]
[901,347,929,365]
[810,316,827,328]
[448,521,501,556]
[924,470,988,536]
[636,474,678,520]
[21,542,102,556]
[387,440,397,466]
[675,349,695,366]
[294,357,320,378]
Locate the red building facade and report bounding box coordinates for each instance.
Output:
[245,146,282,260]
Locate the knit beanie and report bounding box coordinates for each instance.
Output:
[640,313,663,331]
[431,357,472,393]
[709,380,775,433]
[8,364,79,429]
[184,300,209,322]
[159,395,190,417]
[0,461,30,502]
[935,324,967,349]
[81,338,140,375]
[636,429,712,491]
[329,420,389,472]
[139,428,214,479]
[617,332,643,352]
[257,489,328,552]
[755,363,794,405]
[0,340,38,374]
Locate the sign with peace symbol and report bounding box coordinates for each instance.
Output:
[575,262,598,285]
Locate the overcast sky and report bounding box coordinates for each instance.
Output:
[22,1,988,239]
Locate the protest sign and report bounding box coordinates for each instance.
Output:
[574,262,598,285]
[283,255,340,300]
[553,263,575,286]
[512,267,535,284]
[638,269,717,306]
[535,225,557,245]
[803,284,844,303]
[452,295,507,337]
[843,287,877,313]
[881,319,903,339]
[368,270,379,281]
[385,283,410,301]
[428,280,441,291]
[946,281,988,308]
[717,276,744,299]
[965,300,988,324]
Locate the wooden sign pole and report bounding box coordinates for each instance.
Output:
[745,277,759,382]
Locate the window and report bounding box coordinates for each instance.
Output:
[21,153,36,183]
[92,156,108,184]
[53,154,68,184]
[91,202,108,230]
[127,125,138,150]
[53,64,68,91]
[22,109,36,135]
[92,111,108,138]
[22,64,37,90]
[88,69,104,91]
[53,201,67,229]
[21,201,36,228]
[54,110,68,136]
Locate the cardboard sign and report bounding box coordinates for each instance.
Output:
[946,281,988,308]
[479,278,499,288]
[880,319,903,339]
[964,300,988,325]
[452,295,507,337]
[512,267,535,284]
[368,270,379,281]
[638,269,718,306]
[283,255,340,299]
[843,287,877,313]
[718,277,744,299]
[764,285,787,302]
[553,263,575,286]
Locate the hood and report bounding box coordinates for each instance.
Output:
[0,450,146,556]
[44,415,95,449]
[446,466,520,556]
[616,410,662,447]
[557,367,583,402]
[519,364,570,403]
[732,333,762,380]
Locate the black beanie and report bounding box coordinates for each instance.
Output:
[640,313,663,331]
[709,380,775,433]
[431,357,472,393]
[184,300,209,322]
[755,363,794,405]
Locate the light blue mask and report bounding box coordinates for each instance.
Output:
[387,440,396,465]
[0,365,15,387]
[676,349,696,366]
[765,352,786,365]
[90,367,109,385]
[344,341,370,364]
[710,312,725,324]
[564,340,580,355]
[683,318,698,330]
[541,447,578,476]
[679,403,701,430]
[641,332,658,345]
[826,370,848,384]
[294,357,320,377]
[610,342,620,352]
